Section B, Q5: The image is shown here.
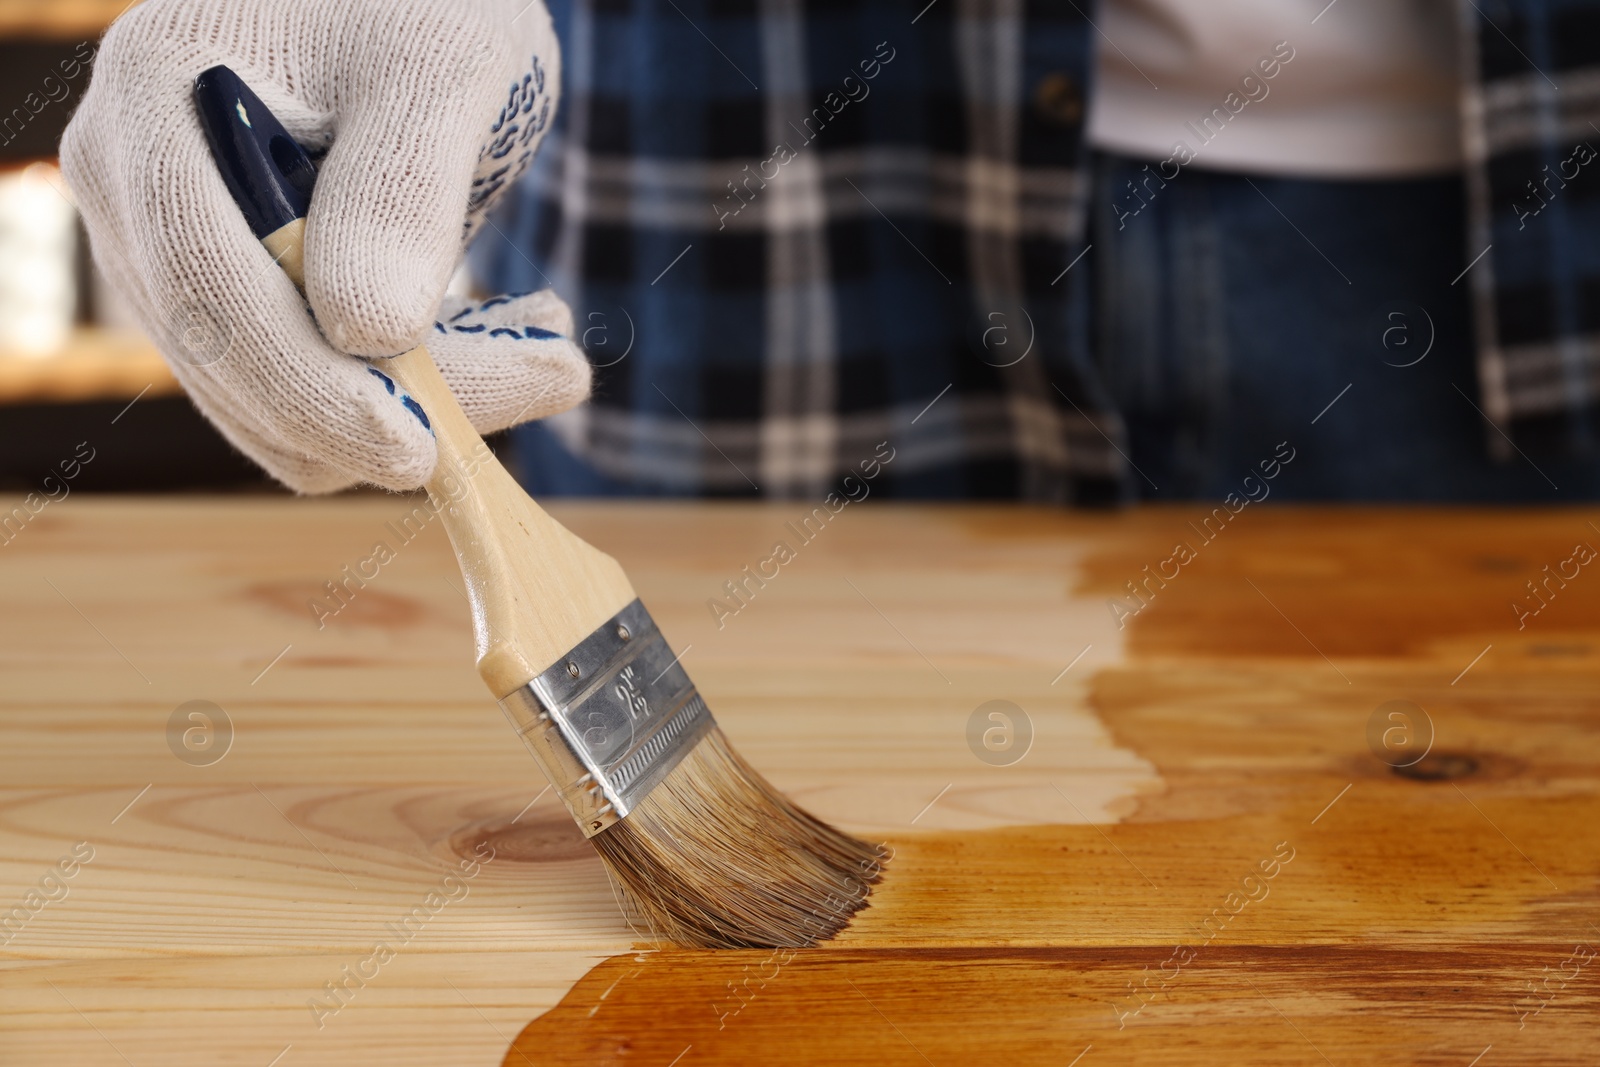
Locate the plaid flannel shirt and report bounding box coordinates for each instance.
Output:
[1460,0,1600,456]
[474,0,1600,500]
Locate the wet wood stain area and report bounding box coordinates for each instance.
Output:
[507,509,1600,1066]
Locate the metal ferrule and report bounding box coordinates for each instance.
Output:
[498,600,714,837]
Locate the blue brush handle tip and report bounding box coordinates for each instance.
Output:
[193,65,317,239]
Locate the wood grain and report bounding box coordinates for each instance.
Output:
[0,499,1145,1065]
[4,502,1597,1064]
[504,508,1600,1066]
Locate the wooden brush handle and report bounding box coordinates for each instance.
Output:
[269,220,636,697]
[382,343,635,696]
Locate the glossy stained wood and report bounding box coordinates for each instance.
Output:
[505,507,1600,1066]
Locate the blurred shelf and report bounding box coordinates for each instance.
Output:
[0,0,133,37]
[0,327,179,405]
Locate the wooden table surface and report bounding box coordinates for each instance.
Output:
[1,499,1596,1065]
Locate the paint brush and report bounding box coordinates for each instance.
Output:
[193,65,883,948]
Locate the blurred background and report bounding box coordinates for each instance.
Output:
[0,1,274,493]
[2,1,1595,502]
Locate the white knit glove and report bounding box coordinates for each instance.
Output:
[61,0,589,493]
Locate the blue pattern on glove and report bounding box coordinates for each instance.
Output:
[468,55,552,218]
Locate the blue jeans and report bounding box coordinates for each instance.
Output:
[1092,153,1600,503]
[508,155,1600,501]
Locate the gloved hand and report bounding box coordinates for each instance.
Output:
[61,0,589,493]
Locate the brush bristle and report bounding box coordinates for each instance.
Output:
[591,727,887,949]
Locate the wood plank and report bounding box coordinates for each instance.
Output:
[2,952,609,1067]
[508,943,1600,1067]
[0,499,1149,1065]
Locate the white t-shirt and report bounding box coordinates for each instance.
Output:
[1085,0,1464,177]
